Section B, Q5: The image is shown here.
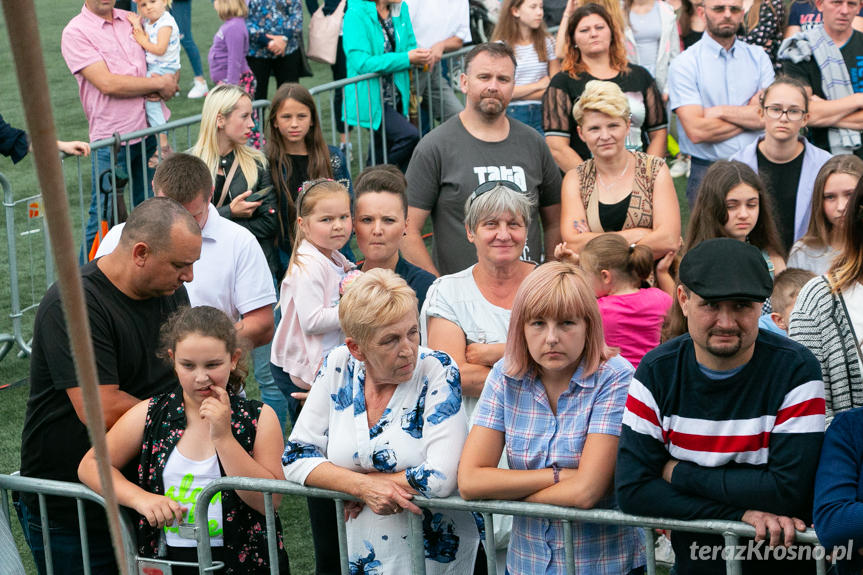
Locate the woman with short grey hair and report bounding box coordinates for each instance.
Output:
[421,181,536,568]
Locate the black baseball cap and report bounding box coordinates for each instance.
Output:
[679,239,773,302]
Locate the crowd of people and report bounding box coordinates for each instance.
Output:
[14,0,863,573]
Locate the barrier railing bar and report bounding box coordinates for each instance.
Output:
[264,492,278,575]
[644,527,657,575]
[37,493,53,575]
[77,499,91,575]
[724,532,740,575]
[482,512,496,575]
[379,79,388,165]
[407,506,426,574]
[334,498,349,575]
[563,520,575,574]
[367,80,375,166]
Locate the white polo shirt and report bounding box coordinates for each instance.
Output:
[94,203,276,320]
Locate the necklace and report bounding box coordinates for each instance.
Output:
[596,156,631,194]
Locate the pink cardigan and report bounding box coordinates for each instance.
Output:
[270,240,354,384]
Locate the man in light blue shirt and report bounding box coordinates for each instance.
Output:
[668,0,775,206]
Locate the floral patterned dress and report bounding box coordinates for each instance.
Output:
[136,389,289,573]
[283,345,480,574]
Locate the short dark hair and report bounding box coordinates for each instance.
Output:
[152,153,213,205]
[119,197,200,253]
[354,165,408,216]
[464,42,517,74]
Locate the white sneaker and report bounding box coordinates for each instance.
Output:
[655,533,676,567]
[187,79,208,99]
[669,156,690,179]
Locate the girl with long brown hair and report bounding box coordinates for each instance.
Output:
[266,83,353,268]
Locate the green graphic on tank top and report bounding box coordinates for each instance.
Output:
[164,472,223,537]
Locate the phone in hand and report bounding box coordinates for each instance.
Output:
[244,186,272,203]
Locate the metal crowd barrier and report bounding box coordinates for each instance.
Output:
[0,473,138,575]
[193,476,829,575]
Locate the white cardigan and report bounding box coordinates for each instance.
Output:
[270,240,354,384]
[624,0,680,95]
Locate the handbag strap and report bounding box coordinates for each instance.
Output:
[216,158,240,208]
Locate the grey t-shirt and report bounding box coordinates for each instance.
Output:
[406,115,562,275]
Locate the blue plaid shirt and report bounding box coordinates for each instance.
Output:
[473,355,645,574]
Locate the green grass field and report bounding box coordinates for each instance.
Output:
[0,3,685,572]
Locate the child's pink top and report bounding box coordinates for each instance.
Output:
[271,240,354,384]
[598,287,672,369]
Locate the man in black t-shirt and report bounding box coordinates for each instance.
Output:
[781,0,863,158]
[18,197,201,574]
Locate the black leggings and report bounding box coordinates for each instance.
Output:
[247,50,303,102]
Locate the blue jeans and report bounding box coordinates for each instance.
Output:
[169,0,204,78]
[145,65,178,127]
[82,137,156,263]
[255,342,287,433]
[686,156,714,209]
[507,103,544,135]
[15,499,117,575]
[270,362,304,426]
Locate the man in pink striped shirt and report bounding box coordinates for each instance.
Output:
[616,238,825,575]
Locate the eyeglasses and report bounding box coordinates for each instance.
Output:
[706,4,743,13]
[763,105,807,121]
[468,180,524,208]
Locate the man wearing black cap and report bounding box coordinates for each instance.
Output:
[616,238,825,574]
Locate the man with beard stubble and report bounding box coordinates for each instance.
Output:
[616,238,825,575]
[403,42,562,276]
[667,0,774,206]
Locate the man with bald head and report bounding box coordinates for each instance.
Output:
[18,197,200,574]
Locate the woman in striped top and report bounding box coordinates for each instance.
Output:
[492,0,560,134]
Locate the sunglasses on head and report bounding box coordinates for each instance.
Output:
[468,180,524,208]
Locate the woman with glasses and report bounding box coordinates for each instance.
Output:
[543,2,667,172]
[731,76,832,251]
[557,80,680,259]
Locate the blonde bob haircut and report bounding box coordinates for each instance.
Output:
[215,0,248,19]
[339,268,419,348]
[504,261,613,379]
[190,84,266,192]
[572,80,631,125]
[463,184,535,232]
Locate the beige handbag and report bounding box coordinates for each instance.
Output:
[307,0,346,65]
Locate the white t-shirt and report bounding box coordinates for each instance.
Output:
[94,203,276,321]
[162,448,223,548]
[144,12,181,72]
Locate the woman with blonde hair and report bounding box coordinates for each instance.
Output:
[458,261,645,574]
[543,2,667,172]
[557,80,680,258]
[283,268,480,574]
[191,84,277,274]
